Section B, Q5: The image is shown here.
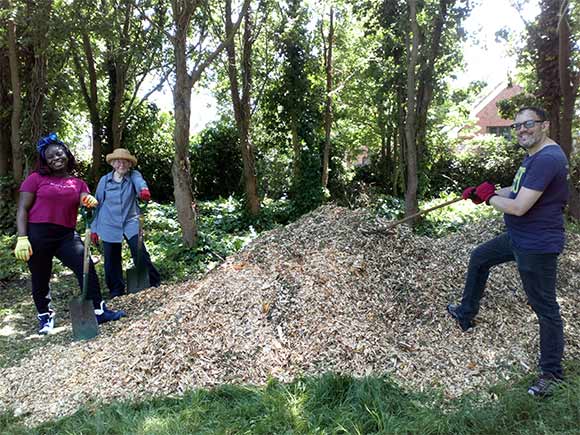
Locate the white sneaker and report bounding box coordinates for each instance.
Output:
[37,311,55,335]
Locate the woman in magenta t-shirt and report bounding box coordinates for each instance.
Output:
[13,133,126,335]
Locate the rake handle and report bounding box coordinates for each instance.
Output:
[384,197,463,230]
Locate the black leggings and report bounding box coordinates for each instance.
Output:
[27,223,103,314]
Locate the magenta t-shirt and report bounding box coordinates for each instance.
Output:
[20,172,89,228]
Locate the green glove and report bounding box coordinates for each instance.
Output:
[14,236,33,261]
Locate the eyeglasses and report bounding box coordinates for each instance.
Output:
[511,120,543,130]
[113,159,131,166]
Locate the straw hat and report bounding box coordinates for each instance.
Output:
[106,148,137,166]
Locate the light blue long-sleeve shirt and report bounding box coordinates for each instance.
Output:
[90,170,148,243]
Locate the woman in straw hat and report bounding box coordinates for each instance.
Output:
[90,148,161,297]
[14,133,126,334]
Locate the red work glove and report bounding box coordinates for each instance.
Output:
[475,181,497,205]
[81,194,98,208]
[462,186,483,204]
[91,232,99,245]
[139,188,151,202]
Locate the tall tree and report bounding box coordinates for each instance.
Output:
[404,0,462,220]
[169,0,250,246]
[6,2,23,184]
[69,26,104,181]
[556,0,580,218]
[0,47,10,177]
[404,0,419,219]
[25,0,52,147]
[225,0,260,216]
[66,0,167,181]
[67,2,105,180]
[530,0,580,218]
[321,5,334,188]
[105,0,167,152]
[277,0,324,213]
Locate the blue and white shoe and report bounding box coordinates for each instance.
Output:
[94,301,126,325]
[37,310,55,335]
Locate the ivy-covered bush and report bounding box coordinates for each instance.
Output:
[0,177,16,234]
[289,149,325,218]
[190,121,243,200]
[429,135,523,194]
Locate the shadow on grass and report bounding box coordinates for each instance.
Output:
[2,366,579,435]
[0,274,81,368]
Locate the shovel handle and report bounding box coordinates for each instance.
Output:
[384,197,463,230]
[135,200,147,267]
[81,208,92,299]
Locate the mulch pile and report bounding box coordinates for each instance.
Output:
[1,205,579,425]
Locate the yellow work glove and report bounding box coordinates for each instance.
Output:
[81,194,98,208]
[14,236,33,261]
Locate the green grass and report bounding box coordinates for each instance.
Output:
[1,368,579,435]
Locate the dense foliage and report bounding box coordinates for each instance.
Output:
[119,103,175,201]
[1,0,578,234]
[191,121,243,200]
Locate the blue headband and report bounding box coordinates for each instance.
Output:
[37,133,65,159]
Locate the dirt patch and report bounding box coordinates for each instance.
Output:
[1,205,579,425]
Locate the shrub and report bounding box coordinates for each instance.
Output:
[0,235,27,282]
[429,135,522,194]
[122,103,175,202]
[191,121,243,200]
[0,176,16,234]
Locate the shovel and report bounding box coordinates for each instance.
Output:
[69,208,99,340]
[127,202,150,293]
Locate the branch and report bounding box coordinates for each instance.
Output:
[190,0,251,85]
[122,64,175,125]
[134,0,174,43]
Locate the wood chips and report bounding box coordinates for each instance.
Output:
[1,205,579,425]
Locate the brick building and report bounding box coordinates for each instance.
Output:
[468,81,523,138]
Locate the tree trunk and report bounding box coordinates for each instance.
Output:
[172,9,197,247]
[404,0,419,220]
[291,124,300,180]
[321,7,334,188]
[415,0,450,162]
[169,0,250,246]
[534,0,561,142]
[0,48,11,176]
[71,32,103,183]
[107,1,132,151]
[27,0,51,149]
[557,1,580,219]
[109,62,125,150]
[7,15,23,184]
[225,0,260,216]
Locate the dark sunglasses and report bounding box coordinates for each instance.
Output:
[511,120,543,130]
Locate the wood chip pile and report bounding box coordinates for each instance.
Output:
[1,205,579,425]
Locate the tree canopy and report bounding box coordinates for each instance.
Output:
[0,0,578,237]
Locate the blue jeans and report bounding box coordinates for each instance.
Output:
[457,232,563,378]
[102,235,160,296]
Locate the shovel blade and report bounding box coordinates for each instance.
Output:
[127,266,150,294]
[69,298,99,341]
